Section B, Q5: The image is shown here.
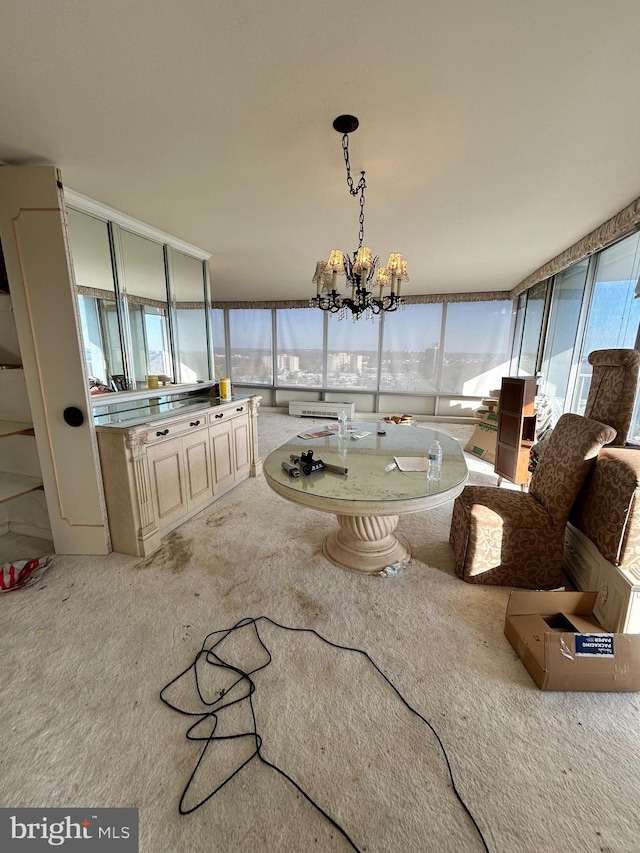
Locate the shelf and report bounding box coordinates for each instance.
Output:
[0,419,34,437]
[0,471,44,504]
[495,377,537,486]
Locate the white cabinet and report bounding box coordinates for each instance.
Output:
[96,395,262,556]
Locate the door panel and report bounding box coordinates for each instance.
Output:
[183,429,212,508]
[233,417,251,478]
[211,421,234,493]
[147,439,186,526]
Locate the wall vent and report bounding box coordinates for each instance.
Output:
[288,401,355,419]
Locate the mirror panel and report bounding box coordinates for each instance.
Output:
[67,209,125,391]
[171,249,209,383]
[120,229,173,387]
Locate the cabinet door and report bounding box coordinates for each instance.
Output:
[210,420,235,494]
[232,415,251,479]
[147,437,187,529]
[182,428,213,510]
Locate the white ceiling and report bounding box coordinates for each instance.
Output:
[2,0,640,302]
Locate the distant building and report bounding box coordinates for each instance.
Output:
[277,353,300,371]
[329,352,363,372]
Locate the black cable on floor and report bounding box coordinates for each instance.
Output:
[159,615,490,853]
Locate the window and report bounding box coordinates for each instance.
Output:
[78,295,108,384]
[276,308,324,387]
[441,301,512,395]
[380,304,442,393]
[539,261,587,420]
[211,308,228,379]
[326,314,379,390]
[516,281,548,377]
[228,308,273,384]
[572,233,640,413]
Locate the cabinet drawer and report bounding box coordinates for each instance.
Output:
[208,403,248,425]
[145,413,208,444]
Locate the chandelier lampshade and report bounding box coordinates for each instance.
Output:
[310,116,408,320]
[326,250,345,273]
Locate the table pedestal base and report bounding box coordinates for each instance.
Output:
[323,513,410,574]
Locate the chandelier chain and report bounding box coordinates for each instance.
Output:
[341,134,366,249]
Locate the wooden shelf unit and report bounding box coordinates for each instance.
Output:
[495,376,537,487]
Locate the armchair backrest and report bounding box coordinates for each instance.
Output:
[529,413,616,526]
[584,348,639,446]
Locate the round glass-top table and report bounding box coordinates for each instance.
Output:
[263,422,468,573]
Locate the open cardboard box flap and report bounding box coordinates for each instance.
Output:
[504,591,640,692]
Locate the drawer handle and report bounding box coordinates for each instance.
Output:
[190,420,201,427]
[156,429,170,436]
[236,407,244,412]
[215,413,224,419]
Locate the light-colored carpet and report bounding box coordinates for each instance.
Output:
[1,413,639,853]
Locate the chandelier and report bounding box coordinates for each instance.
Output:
[310,115,408,320]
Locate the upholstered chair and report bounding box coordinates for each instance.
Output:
[449,413,617,589]
[570,446,640,568]
[583,348,639,446]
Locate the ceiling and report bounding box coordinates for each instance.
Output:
[2,1,640,302]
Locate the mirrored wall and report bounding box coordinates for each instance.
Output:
[66,198,211,395]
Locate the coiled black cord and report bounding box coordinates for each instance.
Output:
[160,616,490,853]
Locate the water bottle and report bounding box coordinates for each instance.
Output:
[427,440,442,481]
[338,409,348,438]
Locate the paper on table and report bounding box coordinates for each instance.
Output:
[394,456,428,472]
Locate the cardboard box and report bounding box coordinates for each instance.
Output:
[464,411,499,464]
[504,590,640,691]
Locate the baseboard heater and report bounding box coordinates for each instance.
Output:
[288,401,356,419]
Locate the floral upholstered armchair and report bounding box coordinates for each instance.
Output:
[449,413,617,589]
[583,348,639,446]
